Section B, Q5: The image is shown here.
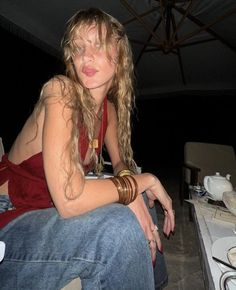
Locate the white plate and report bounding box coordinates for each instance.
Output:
[212,237,236,288]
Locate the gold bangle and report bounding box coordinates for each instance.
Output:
[122,176,133,202]
[117,169,135,177]
[109,176,134,205]
[117,176,130,205]
[127,175,138,201]
[109,177,127,204]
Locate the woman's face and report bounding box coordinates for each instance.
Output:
[72,25,117,95]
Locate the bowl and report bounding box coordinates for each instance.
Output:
[222,191,236,216]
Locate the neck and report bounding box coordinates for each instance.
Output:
[89,85,109,109]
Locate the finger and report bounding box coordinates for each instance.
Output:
[163,216,170,236]
[148,239,157,263]
[148,199,154,208]
[163,209,175,236]
[168,209,175,232]
[152,225,162,253]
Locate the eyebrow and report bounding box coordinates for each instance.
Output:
[73,36,101,45]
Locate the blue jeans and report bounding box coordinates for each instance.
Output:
[0,195,167,290]
[0,195,13,213]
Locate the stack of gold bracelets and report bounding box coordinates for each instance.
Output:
[109,169,138,205]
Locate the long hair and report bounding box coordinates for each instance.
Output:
[62,7,136,169]
[34,8,136,198]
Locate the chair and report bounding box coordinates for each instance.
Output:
[0,137,4,161]
[0,241,5,262]
[62,278,81,290]
[179,142,236,205]
[0,140,6,272]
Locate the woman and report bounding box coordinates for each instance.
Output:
[0,7,175,290]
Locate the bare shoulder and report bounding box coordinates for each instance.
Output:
[41,75,74,103]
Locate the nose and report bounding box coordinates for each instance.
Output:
[82,46,94,61]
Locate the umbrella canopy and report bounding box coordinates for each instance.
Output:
[0,0,236,98]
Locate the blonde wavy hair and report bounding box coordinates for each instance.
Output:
[34,7,136,198]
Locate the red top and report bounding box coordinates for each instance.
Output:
[0,98,108,229]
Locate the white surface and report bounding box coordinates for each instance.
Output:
[212,237,236,287]
[190,195,236,290]
[85,173,113,179]
[212,237,236,267]
[0,241,6,262]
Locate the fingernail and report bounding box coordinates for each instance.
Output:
[158,245,164,254]
[152,259,156,268]
[164,233,169,239]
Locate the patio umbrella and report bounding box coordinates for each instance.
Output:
[0,0,236,97]
[120,0,236,96]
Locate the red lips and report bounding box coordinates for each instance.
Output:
[82,67,98,77]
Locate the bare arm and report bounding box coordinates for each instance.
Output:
[42,79,121,217]
[41,79,160,219]
[103,100,174,263]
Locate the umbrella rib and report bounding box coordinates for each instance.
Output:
[120,0,162,44]
[170,0,194,44]
[170,10,186,85]
[165,3,172,42]
[173,5,236,54]
[135,17,163,66]
[122,7,157,25]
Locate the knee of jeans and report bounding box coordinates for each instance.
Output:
[99,205,146,249]
[55,204,146,258]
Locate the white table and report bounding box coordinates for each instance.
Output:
[187,195,236,290]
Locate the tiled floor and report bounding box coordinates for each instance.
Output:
[156,169,205,290]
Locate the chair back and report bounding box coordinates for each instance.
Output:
[184,142,236,187]
[0,137,4,161]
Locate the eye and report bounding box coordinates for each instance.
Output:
[74,45,85,55]
[94,41,103,50]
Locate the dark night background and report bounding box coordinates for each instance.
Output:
[1,25,236,182]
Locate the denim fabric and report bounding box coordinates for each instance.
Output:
[0,194,168,290]
[144,195,168,290]
[0,195,13,213]
[0,203,156,290]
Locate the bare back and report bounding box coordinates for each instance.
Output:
[0,106,45,195]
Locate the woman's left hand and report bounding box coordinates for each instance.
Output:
[145,176,175,238]
[128,195,162,265]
